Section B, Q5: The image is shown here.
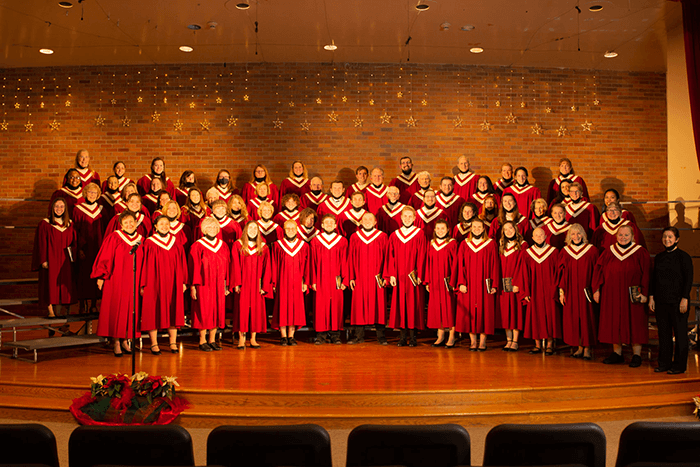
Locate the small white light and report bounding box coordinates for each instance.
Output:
[179,46,193,53]
[604,51,618,58]
[589,5,603,12]
[470,47,484,54]
[236,2,250,9]
[39,48,54,55]
[324,44,337,51]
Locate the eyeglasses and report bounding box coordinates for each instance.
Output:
[68,176,80,180]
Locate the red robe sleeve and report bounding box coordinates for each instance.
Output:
[230,242,243,289]
[91,232,118,280]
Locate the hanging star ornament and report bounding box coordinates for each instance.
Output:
[570,105,578,112]
[173,120,184,131]
[328,111,339,123]
[581,121,593,132]
[137,96,143,103]
[110,98,117,105]
[151,111,161,122]
[369,99,375,106]
[506,113,517,124]
[49,119,61,131]
[200,119,211,131]
[14,103,20,109]
[342,96,348,102]
[95,115,106,126]
[288,101,295,107]
[545,107,552,113]
[216,97,222,104]
[121,116,131,127]
[243,94,250,101]
[480,120,492,131]
[380,112,392,124]
[397,91,403,98]
[163,97,168,104]
[421,99,428,106]
[301,120,311,131]
[24,121,34,132]
[520,101,527,108]
[315,97,322,104]
[226,115,238,127]
[0,120,8,131]
[453,116,463,128]
[65,100,71,107]
[189,102,196,109]
[593,98,600,106]
[557,125,569,137]
[354,117,364,128]
[531,123,544,135]
[495,100,501,107]
[468,101,474,107]
[273,118,284,129]
[405,116,417,127]
[40,102,45,109]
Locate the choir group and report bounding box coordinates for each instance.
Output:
[31,150,693,372]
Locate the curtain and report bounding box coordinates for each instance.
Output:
[680,0,700,168]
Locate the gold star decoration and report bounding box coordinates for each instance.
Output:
[25,121,34,132]
[520,101,527,108]
[480,120,492,131]
[593,98,600,106]
[380,112,392,124]
[121,117,131,127]
[421,99,428,106]
[397,91,403,98]
[342,96,348,102]
[151,111,160,122]
[453,116,463,128]
[0,120,8,131]
[49,119,61,131]
[301,120,311,131]
[571,105,578,112]
[14,103,20,109]
[288,101,295,107]
[65,100,71,107]
[557,125,569,137]
[545,107,552,113]
[216,97,222,104]
[111,98,117,105]
[315,97,322,104]
[200,119,211,131]
[369,99,375,106]
[328,111,339,123]
[94,115,106,126]
[405,116,417,127]
[173,120,184,131]
[243,94,249,101]
[468,101,474,107]
[495,100,501,107]
[40,102,45,109]
[227,115,238,127]
[273,118,284,129]
[581,120,593,132]
[353,117,364,128]
[137,96,143,103]
[506,113,517,124]
[531,123,544,135]
[189,102,196,109]
[163,97,168,104]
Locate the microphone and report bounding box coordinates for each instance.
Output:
[129,239,141,255]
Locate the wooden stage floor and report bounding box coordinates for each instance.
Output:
[0,332,698,428]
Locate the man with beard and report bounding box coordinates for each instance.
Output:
[389,156,419,204]
[301,176,328,210]
[435,176,463,228]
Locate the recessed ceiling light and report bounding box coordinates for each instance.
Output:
[470,47,484,54]
[58,1,73,8]
[415,3,430,11]
[324,41,337,51]
[604,50,618,58]
[39,48,54,55]
[589,5,603,12]
[236,2,250,9]
[187,24,201,30]
[179,46,194,52]
[461,25,475,31]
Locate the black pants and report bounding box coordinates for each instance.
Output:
[655,301,689,371]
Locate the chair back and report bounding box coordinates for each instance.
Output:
[615,421,700,467]
[0,423,60,467]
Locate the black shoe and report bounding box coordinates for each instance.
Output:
[314,337,324,345]
[250,343,261,349]
[544,348,554,356]
[199,343,213,352]
[478,346,487,352]
[408,338,417,347]
[432,340,446,347]
[121,343,132,355]
[571,352,583,359]
[280,337,288,346]
[150,345,161,356]
[397,338,407,347]
[629,355,642,368]
[445,342,456,349]
[603,352,624,364]
[330,333,341,345]
[469,346,478,352]
[667,368,685,374]
[169,343,179,354]
[378,337,388,345]
[655,366,671,373]
[209,342,222,351]
[582,354,592,361]
[113,350,123,357]
[288,337,298,346]
[237,344,245,350]
[529,347,542,354]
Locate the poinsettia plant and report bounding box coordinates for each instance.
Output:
[131,372,179,404]
[693,396,700,420]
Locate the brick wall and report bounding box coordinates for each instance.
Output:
[0,63,668,284]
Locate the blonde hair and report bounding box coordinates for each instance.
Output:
[240,220,265,255]
[227,194,248,219]
[257,201,275,220]
[83,182,102,197]
[162,200,181,220]
[565,223,589,245]
[288,161,308,179]
[199,216,221,236]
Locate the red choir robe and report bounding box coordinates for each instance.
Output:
[273,209,300,227]
[564,200,600,237]
[524,215,551,244]
[101,176,132,195]
[169,219,193,253]
[455,237,500,334]
[75,167,101,187]
[310,232,349,332]
[503,184,542,219]
[557,243,599,347]
[213,185,236,203]
[197,216,242,252]
[298,225,319,243]
[73,202,105,301]
[300,191,328,210]
[425,238,458,329]
[453,172,479,201]
[140,232,187,330]
[280,176,310,198]
[345,182,369,199]
[181,205,211,235]
[257,219,284,245]
[50,186,84,217]
[113,201,151,218]
[92,230,144,338]
[591,217,646,252]
[547,174,589,204]
[32,219,77,307]
[241,181,279,205]
[435,192,463,229]
[337,208,367,238]
[348,228,388,325]
[230,240,272,333]
[409,188,431,210]
[174,187,190,207]
[231,213,248,232]
[385,225,427,330]
[548,197,571,213]
[542,219,571,250]
[599,208,637,226]
[453,223,471,243]
[494,178,513,195]
[471,191,500,210]
[316,196,352,224]
[106,211,152,238]
[364,184,389,215]
[489,216,527,240]
[188,236,230,330]
[98,192,120,229]
[271,237,310,328]
[141,192,160,215]
[151,209,163,224]
[246,196,276,221]
[137,174,175,198]
[518,243,561,340]
[592,242,650,345]
[389,172,419,205]
[414,205,445,240]
[376,202,404,236]
[498,241,527,330]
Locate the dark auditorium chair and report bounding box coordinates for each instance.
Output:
[615,421,700,467]
[482,423,606,467]
[345,424,471,467]
[206,424,332,467]
[0,423,60,467]
[68,425,195,467]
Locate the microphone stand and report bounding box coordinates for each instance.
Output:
[129,240,140,377]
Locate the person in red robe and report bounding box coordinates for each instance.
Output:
[348,213,389,345]
[453,202,477,243]
[228,195,249,231]
[300,177,328,210]
[113,182,144,216]
[518,227,561,354]
[453,155,479,201]
[310,215,349,344]
[189,216,230,351]
[414,190,446,240]
[338,191,367,238]
[211,169,238,203]
[106,193,153,238]
[202,200,242,250]
[73,149,101,187]
[494,163,514,195]
[435,177,463,229]
[557,223,599,360]
[592,224,651,367]
[543,204,571,249]
[99,176,121,228]
[246,182,277,221]
[408,171,433,210]
[101,161,132,195]
[503,167,542,219]
[137,157,175,198]
[50,169,84,217]
[425,219,458,348]
[345,165,370,199]
[478,195,499,232]
[231,221,272,349]
[271,220,310,345]
[256,201,284,245]
[241,164,279,205]
[525,198,551,244]
[140,216,188,355]
[497,221,527,351]
[548,179,572,212]
[600,188,637,226]
[92,211,143,356]
[317,180,351,222]
[591,202,645,251]
[389,156,419,204]
[141,177,166,215]
[564,182,599,237]
[546,158,590,204]
[385,206,427,347]
[489,193,527,240]
[162,200,193,253]
[32,197,77,319]
[364,167,389,215]
[471,176,500,211]
[455,218,500,350]
[279,161,310,198]
[150,190,172,223]
[273,193,301,226]
[73,183,105,313]
[298,208,319,243]
[175,170,197,206]
[376,186,404,235]
[181,187,211,234]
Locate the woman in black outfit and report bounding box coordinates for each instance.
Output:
[649,226,694,374]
